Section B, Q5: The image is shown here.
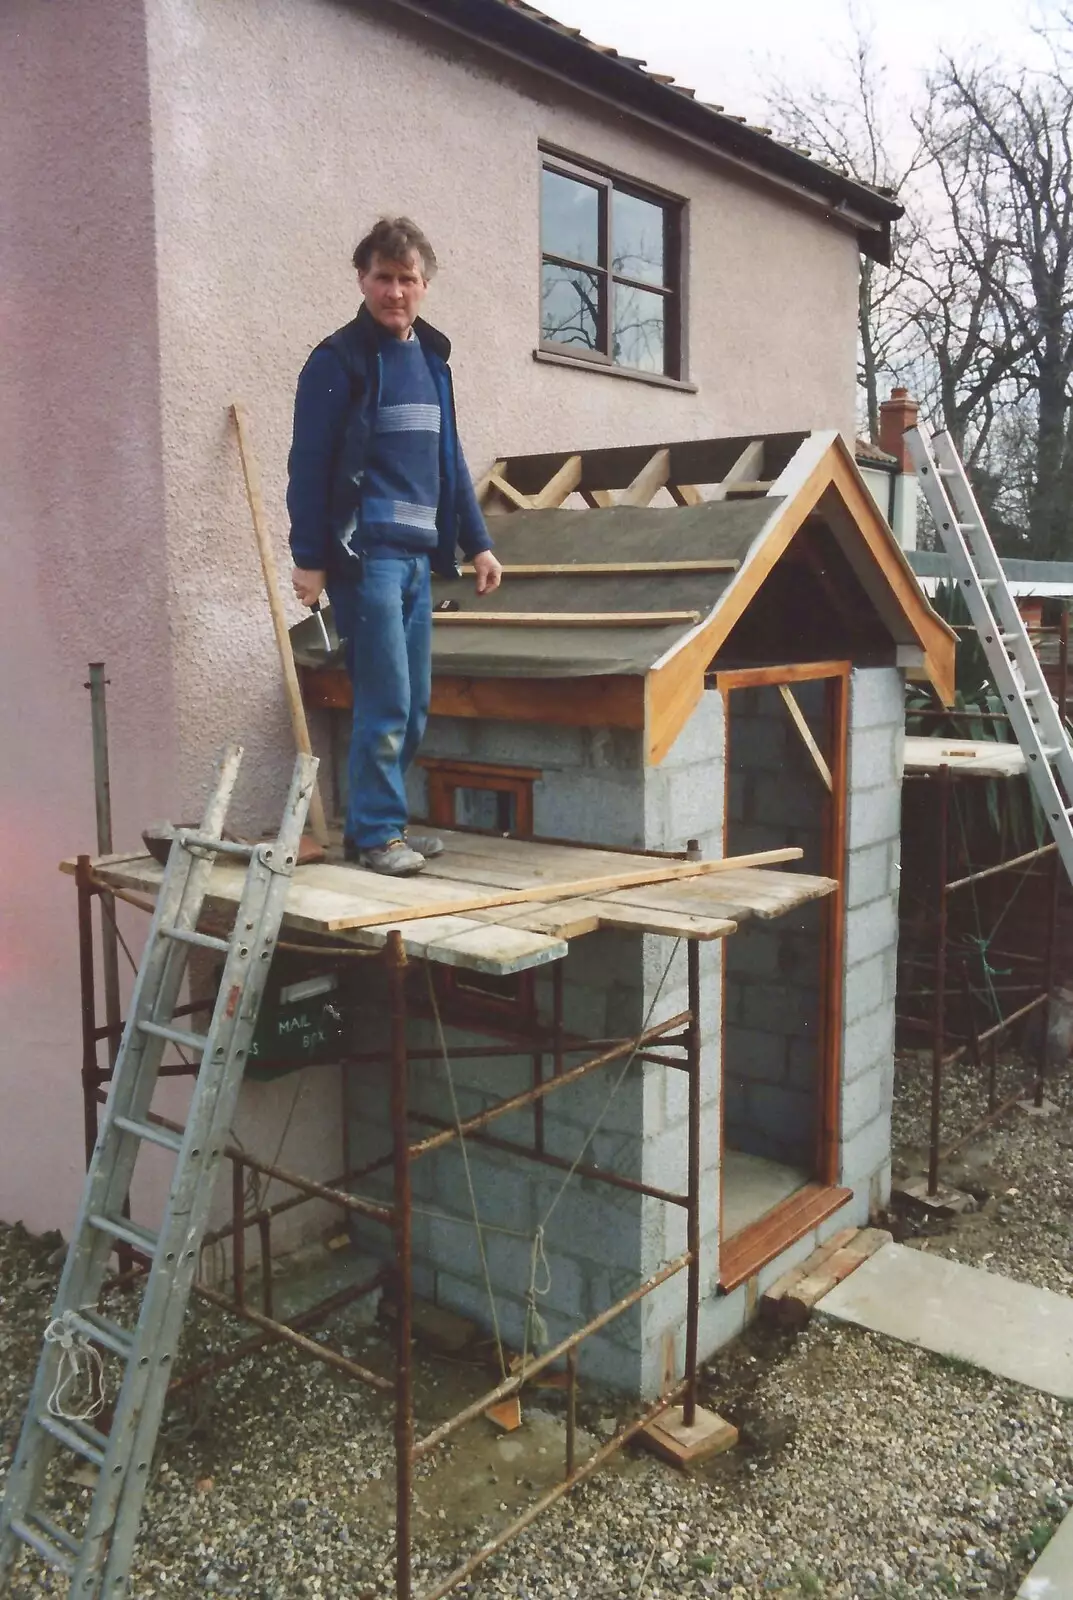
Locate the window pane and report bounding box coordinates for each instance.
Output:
[612,284,666,373]
[542,168,601,264]
[541,262,601,352]
[612,190,666,285]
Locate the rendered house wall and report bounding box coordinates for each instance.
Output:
[2,0,862,1235]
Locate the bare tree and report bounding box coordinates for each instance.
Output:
[764,12,923,440]
[916,60,1073,556]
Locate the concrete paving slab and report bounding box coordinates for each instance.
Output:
[1017,1507,1073,1598]
[819,1242,1073,1399]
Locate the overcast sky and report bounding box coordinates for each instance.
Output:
[536,0,1065,126]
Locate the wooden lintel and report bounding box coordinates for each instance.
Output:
[778,684,833,791]
[429,673,645,731]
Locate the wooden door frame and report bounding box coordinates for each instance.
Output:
[714,660,852,1290]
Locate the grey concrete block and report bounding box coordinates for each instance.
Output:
[741,985,817,1037]
[846,842,896,910]
[841,1066,884,1139]
[725,1026,788,1085]
[849,724,902,790]
[843,952,887,1024]
[851,667,905,729]
[725,927,781,980]
[846,783,903,849]
[840,1110,892,1187]
[845,896,899,965]
[660,692,725,770]
[842,1006,894,1084]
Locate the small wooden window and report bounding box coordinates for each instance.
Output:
[422,759,538,841]
[540,153,683,379]
[420,759,540,1020]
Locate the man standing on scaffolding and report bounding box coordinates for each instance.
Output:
[287,216,502,877]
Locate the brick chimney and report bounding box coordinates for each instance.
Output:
[878,386,919,472]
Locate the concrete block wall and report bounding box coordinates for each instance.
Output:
[722,685,826,1169]
[840,667,904,1217]
[343,705,727,1394]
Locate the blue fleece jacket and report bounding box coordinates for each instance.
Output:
[287,308,492,579]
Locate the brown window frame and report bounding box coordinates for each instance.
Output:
[420,758,541,1022]
[538,149,685,381]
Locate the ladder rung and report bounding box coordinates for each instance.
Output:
[87,1213,159,1256]
[11,1518,75,1574]
[999,633,1020,644]
[27,1510,82,1556]
[68,1308,135,1360]
[161,925,230,955]
[957,521,982,533]
[177,831,256,859]
[1043,747,1063,759]
[978,577,999,587]
[113,1114,184,1154]
[137,1020,209,1053]
[39,1412,108,1467]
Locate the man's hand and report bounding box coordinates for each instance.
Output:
[472,551,502,596]
[292,567,327,606]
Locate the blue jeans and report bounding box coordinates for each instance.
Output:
[329,557,432,850]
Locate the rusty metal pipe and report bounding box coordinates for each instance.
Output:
[76,856,102,1166]
[684,938,701,1427]
[415,1381,689,1600]
[409,1113,688,1207]
[928,764,950,1196]
[407,1012,691,1161]
[191,1281,392,1391]
[388,931,413,1600]
[565,1349,577,1481]
[946,840,1057,893]
[414,1253,690,1460]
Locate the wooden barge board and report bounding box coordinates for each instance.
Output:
[61,831,834,975]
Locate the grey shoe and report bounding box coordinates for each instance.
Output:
[359,838,426,876]
[405,831,444,858]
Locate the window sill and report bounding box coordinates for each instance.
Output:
[532,348,698,393]
[718,1182,853,1293]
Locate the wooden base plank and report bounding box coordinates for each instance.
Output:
[719,1183,853,1293]
[639,1405,738,1468]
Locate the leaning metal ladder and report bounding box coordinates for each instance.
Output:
[0,743,318,1597]
[907,426,1073,885]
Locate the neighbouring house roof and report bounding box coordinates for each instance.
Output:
[855,438,898,468]
[293,431,956,764]
[387,0,903,262]
[909,549,1073,599]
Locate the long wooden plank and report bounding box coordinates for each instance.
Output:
[459,560,739,577]
[327,847,804,929]
[80,854,568,973]
[605,868,836,922]
[433,610,701,627]
[429,675,646,731]
[778,684,833,792]
[232,401,330,846]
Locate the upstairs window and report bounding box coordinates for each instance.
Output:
[540,154,683,379]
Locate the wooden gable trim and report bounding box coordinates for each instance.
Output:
[642,433,957,764]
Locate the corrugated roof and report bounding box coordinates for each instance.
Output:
[389,0,902,262]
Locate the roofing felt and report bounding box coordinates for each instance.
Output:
[390,0,902,260]
[290,497,779,677]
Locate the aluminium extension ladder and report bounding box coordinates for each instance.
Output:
[0,743,317,1597]
[906,426,1073,885]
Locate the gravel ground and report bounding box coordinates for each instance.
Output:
[892,1052,1073,1296]
[2,1063,1072,1599]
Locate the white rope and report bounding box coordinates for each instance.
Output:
[521,938,683,1366]
[425,963,509,1382]
[44,1311,106,1422]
